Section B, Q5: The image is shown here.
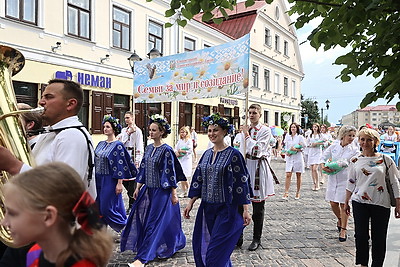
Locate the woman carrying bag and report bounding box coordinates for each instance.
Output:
[344,128,400,267]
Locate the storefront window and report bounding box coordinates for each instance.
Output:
[113,94,130,126]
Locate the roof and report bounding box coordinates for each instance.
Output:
[193,1,266,40]
[358,105,398,112]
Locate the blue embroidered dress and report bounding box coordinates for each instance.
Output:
[94,140,137,232]
[189,146,251,267]
[120,143,186,264]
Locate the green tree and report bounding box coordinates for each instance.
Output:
[301,98,320,129]
[163,0,400,109]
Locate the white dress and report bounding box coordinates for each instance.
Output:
[322,142,360,203]
[233,132,245,157]
[174,138,193,178]
[307,134,324,166]
[245,123,275,201]
[284,134,306,173]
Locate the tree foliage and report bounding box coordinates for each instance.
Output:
[162,0,400,110]
[301,98,320,129]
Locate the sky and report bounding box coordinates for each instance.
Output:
[294,19,399,125]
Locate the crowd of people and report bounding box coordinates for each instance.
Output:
[0,79,399,266]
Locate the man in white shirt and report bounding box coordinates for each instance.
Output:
[0,79,96,198]
[117,111,144,211]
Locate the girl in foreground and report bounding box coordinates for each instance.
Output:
[1,162,113,267]
[184,113,252,267]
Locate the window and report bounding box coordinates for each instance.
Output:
[77,90,89,129]
[179,102,192,129]
[264,28,271,46]
[148,20,163,54]
[291,80,296,97]
[113,94,130,126]
[252,65,259,88]
[275,6,280,20]
[184,37,196,52]
[274,73,280,94]
[6,0,38,24]
[284,40,289,56]
[13,81,38,107]
[274,112,279,126]
[264,110,269,124]
[68,0,91,39]
[283,77,288,96]
[264,69,270,91]
[112,6,130,50]
[275,35,280,51]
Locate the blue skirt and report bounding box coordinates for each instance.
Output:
[192,202,244,267]
[120,186,186,263]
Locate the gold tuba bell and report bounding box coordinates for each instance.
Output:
[0,45,37,246]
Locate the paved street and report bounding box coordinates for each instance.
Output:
[107,157,399,267]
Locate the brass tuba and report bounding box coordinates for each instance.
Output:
[0,45,36,246]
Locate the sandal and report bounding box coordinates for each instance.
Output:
[282,192,289,200]
[336,218,341,232]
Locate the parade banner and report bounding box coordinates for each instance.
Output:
[133,34,250,103]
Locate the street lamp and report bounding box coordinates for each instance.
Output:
[127,50,142,72]
[315,100,330,125]
[147,47,162,59]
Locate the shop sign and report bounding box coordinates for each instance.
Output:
[220,97,238,106]
[55,70,111,89]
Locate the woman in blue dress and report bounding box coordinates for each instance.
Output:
[184,113,252,267]
[121,114,186,267]
[94,115,137,232]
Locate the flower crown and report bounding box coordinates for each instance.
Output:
[102,115,122,135]
[149,114,171,134]
[201,113,234,134]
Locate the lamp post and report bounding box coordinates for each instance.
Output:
[315,100,330,125]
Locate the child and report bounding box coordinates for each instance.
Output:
[1,162,113,267]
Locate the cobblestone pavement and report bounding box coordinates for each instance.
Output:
[107,157,360,267]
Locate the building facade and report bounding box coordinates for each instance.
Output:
[341,105,399,129]
[0,0,303,148]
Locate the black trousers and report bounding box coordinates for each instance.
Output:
[352,200,390,267]
[122,180,137,209]
[238,201,265,241]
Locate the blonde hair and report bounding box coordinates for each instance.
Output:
[338,125,357,140]
[180,126,190,141]
[7,162,113,267]
[358,128,381,145]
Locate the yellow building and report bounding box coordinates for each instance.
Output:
[0,0,303,148]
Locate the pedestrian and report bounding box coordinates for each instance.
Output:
[117,111,144,212]
[233,125,245,157]
[319,124,333,184]
[282,122,306,200]
[0,162,113,267]
[307,123,324,191]
[175,126,193,197]
[121,114,186,267]
[183,113,252,266]
[0,79,97,198]
[191,126,198,161]
[345,128,400,267]
[94,115,137,232]
[321,125,359,241]
[17,103,43,149]
[242,104,276,251]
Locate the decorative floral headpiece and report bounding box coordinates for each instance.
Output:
[102,114,122,135]
[149,114,171,134]
[201,113,234,134]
